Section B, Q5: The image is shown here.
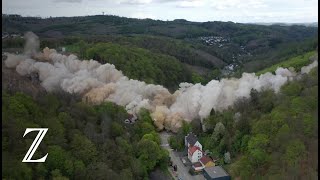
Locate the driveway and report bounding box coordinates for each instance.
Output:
[160,131,205,180]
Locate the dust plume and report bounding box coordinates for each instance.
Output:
[4,32,318,132]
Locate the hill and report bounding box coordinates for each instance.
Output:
[2,55,170,179]
[168,53,318,179]
[256,51,317,75]
[2,19,318,180]
[2,14,318,77]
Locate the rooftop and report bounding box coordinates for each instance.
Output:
[204,166,230,178]
[188,146,201,155]
[193,162,203,168]
[186,132,198,146]
[200,156,213,165]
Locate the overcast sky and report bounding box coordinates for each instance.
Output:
[2,0,318,23]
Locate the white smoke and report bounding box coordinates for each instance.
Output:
[24,32,40,56]
[301,60,318,74]
[4,32,318,132]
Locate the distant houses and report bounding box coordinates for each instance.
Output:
[199,36,229,47]
[185,132,230,179]
[2,32,23,39]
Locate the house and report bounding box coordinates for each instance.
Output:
[185,132,202,150]
[191,155,215,172]
[124,114,137,124]
[188,145,203,163]
[185,132,203,163]
[200,156,215,168]
[192,162,204,172]
[203,166,231,180]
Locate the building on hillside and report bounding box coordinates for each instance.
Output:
[192,155,215,172]
[185,132,203,163]
[200,156,215,168]
[185,132,202,149]
[188,145,203,163]
[203,166,231,180]
[124,114,137,124]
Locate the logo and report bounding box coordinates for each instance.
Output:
[22,128,48,163]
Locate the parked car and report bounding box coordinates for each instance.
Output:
[181,158,186,164]
[173,165,177,171]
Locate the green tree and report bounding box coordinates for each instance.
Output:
[212,122,226,142]
[142,132,161,145]
[71,133,97,165]
[181,121,193,135]
[51,169,69,180]
[137,139,162,171]
[281,82,302,96]
[46,145,68,171]
[119,168,134,180]
[284,140,306,167]
[110,122,124,138]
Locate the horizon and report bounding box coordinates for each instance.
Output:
[2,13,319,25]
[2,0,318,23]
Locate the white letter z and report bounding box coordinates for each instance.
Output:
[22,128,48,163]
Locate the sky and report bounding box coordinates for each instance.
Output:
[2,0,318,23]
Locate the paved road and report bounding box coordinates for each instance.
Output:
[160,131,205,180]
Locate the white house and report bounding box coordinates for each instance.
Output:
[185,132,203,163]
[188,146,203,163]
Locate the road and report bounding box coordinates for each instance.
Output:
[160,131,205,180]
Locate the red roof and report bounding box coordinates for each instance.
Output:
[193,162,203,168]
[200,156,213,165]
[188,146,201,156]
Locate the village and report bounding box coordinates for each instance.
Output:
[199,36,229,47]
[161,131,231,180]
[2,32,23,39]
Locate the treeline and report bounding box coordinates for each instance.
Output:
[256,51,317,75]
[2,91,169,180]
[228,68,318,179]
[40,34,221,69]
[168,65,318,179]
[80,35,220,69]
[240,37,318,73]
[2,36,221,88]
[2,16,318,86]
[3,14,317,40]
[68,41,193,90]
[3,14,317,69]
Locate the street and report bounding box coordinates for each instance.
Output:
[160,131,205,180]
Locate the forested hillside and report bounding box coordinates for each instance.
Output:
[2,91,169,180]
[2,14,318,80]
[256,51,317,75]
[77,42,192,90]
[169,57,318,179]
[2,13,318,180]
